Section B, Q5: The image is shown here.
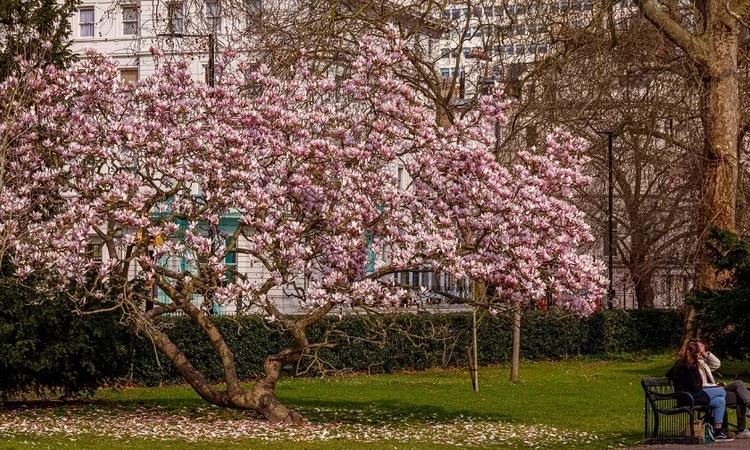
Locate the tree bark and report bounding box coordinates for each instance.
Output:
[682,13,740,352]
[141,319,305,423]
[133,294,306,425]
[631,266,655,309]
[510,301,521,382]
[634,0,739,353]
[625,237,656,309]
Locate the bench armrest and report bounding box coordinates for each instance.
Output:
[671,391,697,409]
[644,387,698,410]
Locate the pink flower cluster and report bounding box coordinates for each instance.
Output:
[1,32,604,316]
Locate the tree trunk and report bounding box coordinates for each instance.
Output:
[634,0,741,355]
[510,301,521,382]
[631,265,655,309]
[249,348,306,424]
[681,13,740,353]
[135,315,305,424]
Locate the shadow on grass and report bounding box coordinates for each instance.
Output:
[287,397,515,425]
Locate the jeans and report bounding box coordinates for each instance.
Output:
[704,386,727,427]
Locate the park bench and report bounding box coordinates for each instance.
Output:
[641,377,738,444]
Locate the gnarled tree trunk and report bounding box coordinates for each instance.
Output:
[138,316,305,424]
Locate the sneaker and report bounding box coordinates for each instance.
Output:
[714,431,734,442]
[736,429,750,439]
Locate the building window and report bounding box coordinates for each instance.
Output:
[224,249,236,285]
[122,5,138,35]
[86,239,104,263]
[119,146,139,172]
[206,1,221,32]
[245,0,261,25]
[79,7,95,38]
[167,2,184,33]
[120,68,138,83]
[245,0,261,12]
[440,68,450,78]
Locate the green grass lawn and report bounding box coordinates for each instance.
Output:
[3,354,747,450]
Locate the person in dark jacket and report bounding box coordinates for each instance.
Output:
[667,340,734,442]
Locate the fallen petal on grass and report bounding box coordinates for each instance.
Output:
[0,404,598,447]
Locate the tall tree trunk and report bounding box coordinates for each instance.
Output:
[682,15,740,353]
[634,0,741,354]
[632,266,655,309]
[626,231,656,309]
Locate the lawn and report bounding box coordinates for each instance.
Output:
[3,354,747,450]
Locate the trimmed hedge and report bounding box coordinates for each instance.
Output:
[0,280,130,399]
[129,308,684,386]
[1,292,684,394]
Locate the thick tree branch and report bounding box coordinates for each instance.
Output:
[634,0,708,66]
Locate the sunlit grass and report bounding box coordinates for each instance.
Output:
[1,354,706,449]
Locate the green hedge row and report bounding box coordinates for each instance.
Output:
[129,308,684,386]
[0,282,130,399]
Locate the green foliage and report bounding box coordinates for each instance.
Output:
[583,309,683,354]
[0,275,684,392]
[0,0,80,80]
[129,308,683,385]
[0,279,130,399]
[690,228,750,360]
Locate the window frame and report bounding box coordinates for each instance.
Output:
[167,2,184,33]
[122,4,139,36]
[206,0,222,32]
[79,6,95,38]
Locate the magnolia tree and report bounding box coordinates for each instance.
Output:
[2,31,604,422]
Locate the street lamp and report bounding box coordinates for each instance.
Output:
[597,130,616,309]
[156,32,216,87]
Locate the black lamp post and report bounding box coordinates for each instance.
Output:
[597,130,616,309]
[157,32,215,87]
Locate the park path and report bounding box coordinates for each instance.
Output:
[626,439,750,449]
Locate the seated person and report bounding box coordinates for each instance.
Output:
[667,340,733,441]
[693,338,750,439]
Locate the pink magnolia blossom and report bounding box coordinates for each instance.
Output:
[2,36,604,317]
